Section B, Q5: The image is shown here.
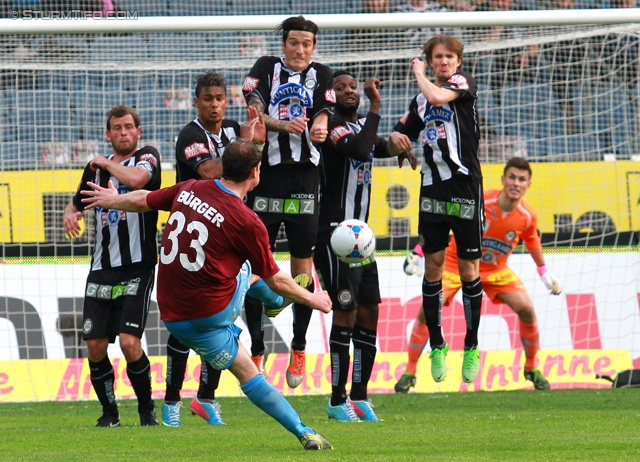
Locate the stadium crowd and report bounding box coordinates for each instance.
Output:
[0,0,638,164]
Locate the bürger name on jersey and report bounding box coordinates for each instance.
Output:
[177,190,225,227]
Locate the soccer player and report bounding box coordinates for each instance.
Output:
[317,70,416,422]
[81,139,334,450]
[164,71,277,427]
[393,34,484,384]
[395,157,562,392]
[242,15,335,388]
[62,105,161,427]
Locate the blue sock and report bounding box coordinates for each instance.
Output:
[246,279,284,308]
[240,374,311,437]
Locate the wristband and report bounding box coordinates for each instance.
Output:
[537,265,548,277]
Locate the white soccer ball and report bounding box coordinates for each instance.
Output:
[330,219,376,264]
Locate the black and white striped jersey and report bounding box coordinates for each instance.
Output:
[394,70,482,186]
[319,111,388,234]
[72,146,162,271]
[242,56,335,166]
[175,118,241,182]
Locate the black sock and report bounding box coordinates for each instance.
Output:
[462,277,483,349]
[422,279,445,348]
[89,356,117,413]
[127,352,153,412]
[291,281,315,351]
[197,359,221,401]
[243,295,266,357]
[165,334,189,403]
[350,325,377,402]
[329,324,352,406]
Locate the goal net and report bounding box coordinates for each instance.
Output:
[0,3,639,400]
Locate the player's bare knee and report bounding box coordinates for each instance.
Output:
[118,334,142,360]
[86,339,108,362]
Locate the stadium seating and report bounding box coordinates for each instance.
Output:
[499,83,567,158]
[234,0,295,15]
[88,35,150,62]
[170,0,231,16]
[291,0,363,14]
[1,1,640,165]
[115,0,170,17]
[594,83,636,158]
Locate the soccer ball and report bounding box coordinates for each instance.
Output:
[330,219,376,264]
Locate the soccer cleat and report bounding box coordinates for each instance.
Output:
[394,373,417,393]
[524,368,551,390]
[326,400,360,422]
[264,273,312,318]
[96,411,120,427]
[139,408,159,427]
[351,399,382,422]
[300,432,334,450]
[190,397,226,425]
[403,250,425,277]
[251,354,264,374]
[161,401,182,427]
[286,349,306,388]
[462,346,480,383]
[429,343,449,382]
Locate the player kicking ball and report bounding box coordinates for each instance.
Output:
[396,157,562,392]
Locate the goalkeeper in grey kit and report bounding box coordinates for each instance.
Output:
[315,69,416,422]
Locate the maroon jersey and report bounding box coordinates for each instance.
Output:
[146,179,280,321]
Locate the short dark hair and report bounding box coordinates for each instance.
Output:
[194,71,226,98]
[222,139,262,182]
[106,105,140,130]
[423,34,464,65]
[333,69,354,81]
[278,16,318,44]
[504,157,532,178]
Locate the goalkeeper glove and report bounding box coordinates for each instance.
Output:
[403,246,424,277]
[538,265,562,295]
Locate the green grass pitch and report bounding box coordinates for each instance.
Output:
[1,390,638,461]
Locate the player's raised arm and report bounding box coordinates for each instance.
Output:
[81,180,152,213]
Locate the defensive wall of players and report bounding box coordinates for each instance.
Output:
[0,161,639,246]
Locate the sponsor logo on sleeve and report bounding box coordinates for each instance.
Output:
[184,142,209,160]
[325,88,336,104]
[448,74,469,90]
[242,76,260,93]
[139,153,158,168]
[329,125,353,144]
[399,110,410,125]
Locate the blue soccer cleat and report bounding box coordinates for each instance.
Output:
[326,400,361,422]
[351,399,382,422]
[190,398,226,425]
[161,401,182,427]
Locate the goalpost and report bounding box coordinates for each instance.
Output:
[0,5,639,400]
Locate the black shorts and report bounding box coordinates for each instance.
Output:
[314,234,381,311]
[246,162,319,259]
[418,176,484,260]
[81,264,155,342]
